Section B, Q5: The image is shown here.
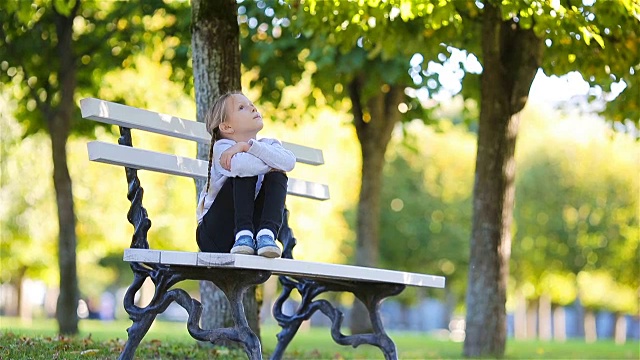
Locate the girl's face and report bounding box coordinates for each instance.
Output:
[222,94,263,138]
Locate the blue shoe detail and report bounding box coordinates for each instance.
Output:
[230,235,255,255]
[256,235,282,258]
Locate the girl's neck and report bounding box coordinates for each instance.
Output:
[225,132,258,143]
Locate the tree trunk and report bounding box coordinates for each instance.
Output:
[514,292,527,339]
[553,305,566,342]
[538,294,552,340]
[463,2,543,357]
[614,313,627,345]
[52,4,80,336]
[348,77,404,334]
[191,0,261,343]
[12,267,26,319]
[526,299,538,339]
[584,309,597,343]
[18,271,32,322]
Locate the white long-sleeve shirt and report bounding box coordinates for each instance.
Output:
[196,138,296,223]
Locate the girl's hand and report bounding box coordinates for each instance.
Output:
[220,142,250,170]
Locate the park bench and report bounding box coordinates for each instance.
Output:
[80,97,446,360]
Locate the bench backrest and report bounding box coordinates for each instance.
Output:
[81,97,329,256]
[80,98,329,201]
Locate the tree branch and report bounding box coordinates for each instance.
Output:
[348,75,366,135]
[71,0,81,16]
[0,20,7,44]
[452,1,482,24]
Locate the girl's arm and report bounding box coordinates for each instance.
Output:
[246,138,296,172]
[219,142,250,170]
[214,140,271,177]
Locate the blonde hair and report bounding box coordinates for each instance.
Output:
[203,91,241,195]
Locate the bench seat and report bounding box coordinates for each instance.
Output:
[125,248,445,288]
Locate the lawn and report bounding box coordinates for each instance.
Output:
[1,317,638,359]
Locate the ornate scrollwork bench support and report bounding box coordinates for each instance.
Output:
[350,282,406,360]
[270,276,405,360]
[119,263,271,360]
[273,210,406,360]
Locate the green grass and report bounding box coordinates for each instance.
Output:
[1,317,638,359]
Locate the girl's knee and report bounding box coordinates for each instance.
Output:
[231,175,258,189]
[264,171,288,182]
[232,175,259,182]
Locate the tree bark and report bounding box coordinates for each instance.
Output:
[52,3,80,336]
[191,0,261,343]
[348,77,404,334]
[463,2,543,357]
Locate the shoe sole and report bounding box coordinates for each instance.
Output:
[257,246,282,258]
[231,245,255,255]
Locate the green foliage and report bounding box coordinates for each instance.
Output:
[0,65,197,296]
[239,0,464,122]
[378,122,475,304]
[0,96,56,284]
[525,0,640,125]
[513,110,639,313]
[239,0,639,126]
[478,0,638,124]
[0,0,193,300]
[0,0,191,136]
[339,102,638,312]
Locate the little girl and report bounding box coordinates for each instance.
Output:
[196,92,296,258]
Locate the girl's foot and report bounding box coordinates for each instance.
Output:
[230,235,255,255]
[256,234,281,258]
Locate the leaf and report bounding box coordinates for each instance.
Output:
[52,0,77,17]
[79,349,100,356]
[591,32,605,49]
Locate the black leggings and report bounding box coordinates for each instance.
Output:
[196,171,288,253]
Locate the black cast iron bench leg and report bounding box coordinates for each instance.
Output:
[270,275,405,360]
[187,268,271,360]
[351,283,405,360]
[118,263,270,360]
[118,266,158,360]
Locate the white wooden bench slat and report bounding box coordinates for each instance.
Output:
[124,248,446,288]
[80,97,325,166]
[87,141,330,201]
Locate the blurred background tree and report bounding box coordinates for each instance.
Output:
[513,111,639,343]
[378,121,475,310]
[0,0,190,334]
